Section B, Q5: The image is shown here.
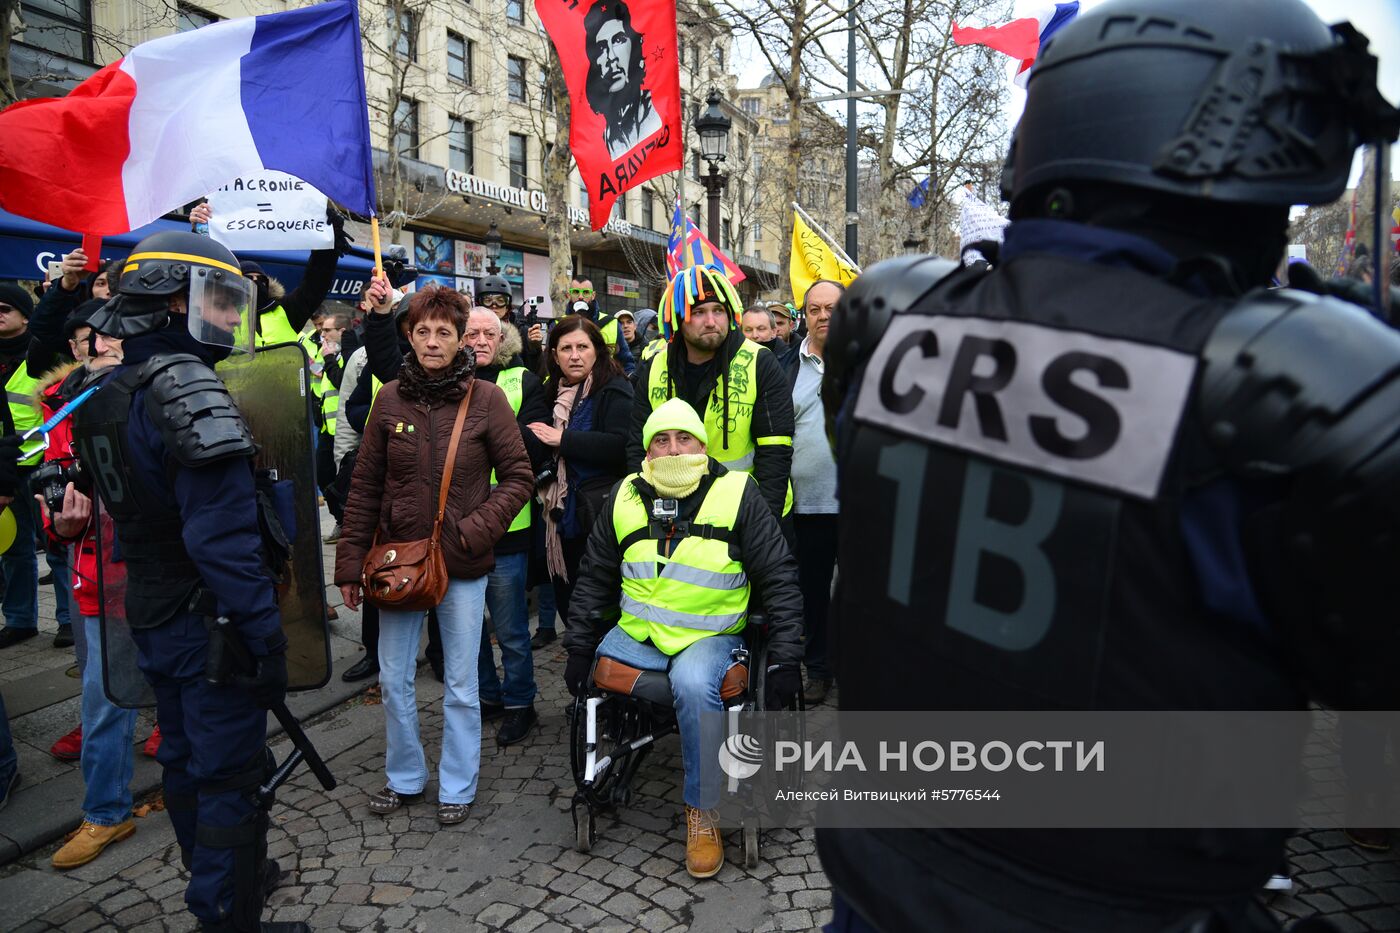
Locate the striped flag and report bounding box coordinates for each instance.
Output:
[666,198,745,284]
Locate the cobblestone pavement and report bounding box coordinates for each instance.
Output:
[1,534,1397,931]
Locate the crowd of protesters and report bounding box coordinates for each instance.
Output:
[0,198,1394,886]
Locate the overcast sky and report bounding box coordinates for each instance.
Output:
[734,1,1400,182]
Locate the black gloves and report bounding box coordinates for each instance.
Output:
[565,652,594,697]
[764,664,801,710]
[326,206,354,258]
[242,651,289,710]
[0,434,21,498]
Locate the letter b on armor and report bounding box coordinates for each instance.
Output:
[946,462,1062,650]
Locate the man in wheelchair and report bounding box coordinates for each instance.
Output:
[563,398,804,878]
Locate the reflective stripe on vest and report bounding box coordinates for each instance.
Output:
[640,337,666,362]
[5,368,42,466]
[613,471,750,655]
[319,371,338,436]
[489,367,529,533]
[645,338,792,513]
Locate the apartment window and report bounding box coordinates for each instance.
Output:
[448,117,473,173]
[178,3,219,31]
[689,44,699,73]
[641,191,654,229]
[540,67,554,111]
[507,56,526,103]
[741,97,760,115]
[737,135,747,162]
[506,0,524,24]
[393,98,418,159]
[713,45,724,69]
[388,5,416,60]
[508,133,528,189]
[751,222,763,242]
[578,181,589,210]
[447,32,472,85]
[688,204,700,225]
[722,221,731,252]
[617,193,627,221]
[17,0,94,62]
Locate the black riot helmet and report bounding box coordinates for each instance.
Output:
[1003,0,1400,213]
[86,231,255,352]
[477,274,512,301]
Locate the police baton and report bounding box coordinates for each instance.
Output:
[205,615,337,798]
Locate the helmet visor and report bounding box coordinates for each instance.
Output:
[187,267,254,354]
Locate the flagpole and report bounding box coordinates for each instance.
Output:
[792,201,861,273]
[370,215,383,278]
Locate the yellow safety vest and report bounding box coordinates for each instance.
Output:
[645,337,793,513]
[640,337,666,362]
[233,305,300,348]
[5,366,43,467]
[597,316,621,353]
[318,368,338,436]
[489,367,529,534]
[613,470,750,655]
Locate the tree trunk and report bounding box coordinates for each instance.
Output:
[544,49,574,310]
[777,0,807,291]
[0,0,18,108]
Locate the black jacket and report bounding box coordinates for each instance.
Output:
[627,329,794,518]
[363,307,406,384]
[262,246,337,335]
[561,459,803,665]
[26,280,86,377]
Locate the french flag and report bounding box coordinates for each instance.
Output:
[0,1,375,235]
[952,2,1080,88]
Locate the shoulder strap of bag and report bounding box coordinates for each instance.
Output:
[431,379,476,538]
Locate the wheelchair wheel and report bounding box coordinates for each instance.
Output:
[742,821,760,868]
[573,800,595,853]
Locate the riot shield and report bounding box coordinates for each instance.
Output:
[96,498,155,708]
[220,342,331,692]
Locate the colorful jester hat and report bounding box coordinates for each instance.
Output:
[657,264,744,339]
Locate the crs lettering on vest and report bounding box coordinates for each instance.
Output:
[854,314,1195,499]
[849,314,1196,699]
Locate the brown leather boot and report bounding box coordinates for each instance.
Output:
[684,805,724,879]
[52,819,135,869]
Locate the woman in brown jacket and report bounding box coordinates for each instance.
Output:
[334,285,532,825]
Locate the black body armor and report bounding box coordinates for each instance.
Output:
[73,354,255,629]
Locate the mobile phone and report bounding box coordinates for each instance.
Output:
[47,260,62,282]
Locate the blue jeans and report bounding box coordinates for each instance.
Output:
[536,582,557,634]
[596,626,743,809]
[49,547,71,630]
[130,612,268,925]
[80,616,138,825]
[1,495,37,629]
[478,551,535,708]
[379,577,487,804]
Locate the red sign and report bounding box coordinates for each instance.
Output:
[536,0,682,230]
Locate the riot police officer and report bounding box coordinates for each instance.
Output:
[818,1,1400,930]
[74,231,307,933]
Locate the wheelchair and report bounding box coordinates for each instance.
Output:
[568,615,797,868]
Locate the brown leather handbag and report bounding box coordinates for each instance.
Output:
[361,381,474,611]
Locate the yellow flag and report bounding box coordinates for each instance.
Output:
[790,210,858,304]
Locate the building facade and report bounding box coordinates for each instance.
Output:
[6,0,779,314]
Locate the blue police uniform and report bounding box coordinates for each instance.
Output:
[83,328,283,929]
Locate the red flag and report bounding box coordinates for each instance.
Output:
[536,0,682,230]
[952,17,1042,60]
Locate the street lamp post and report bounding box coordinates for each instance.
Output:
[694,90,732,246]
[484,221,502,274]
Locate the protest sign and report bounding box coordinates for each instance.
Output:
[207,170,332,251]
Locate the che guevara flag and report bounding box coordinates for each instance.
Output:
[536,0,682,229]
[0,1,375,235]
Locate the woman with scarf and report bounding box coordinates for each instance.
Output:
[527,316,633,629]
[335,285,532,825]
